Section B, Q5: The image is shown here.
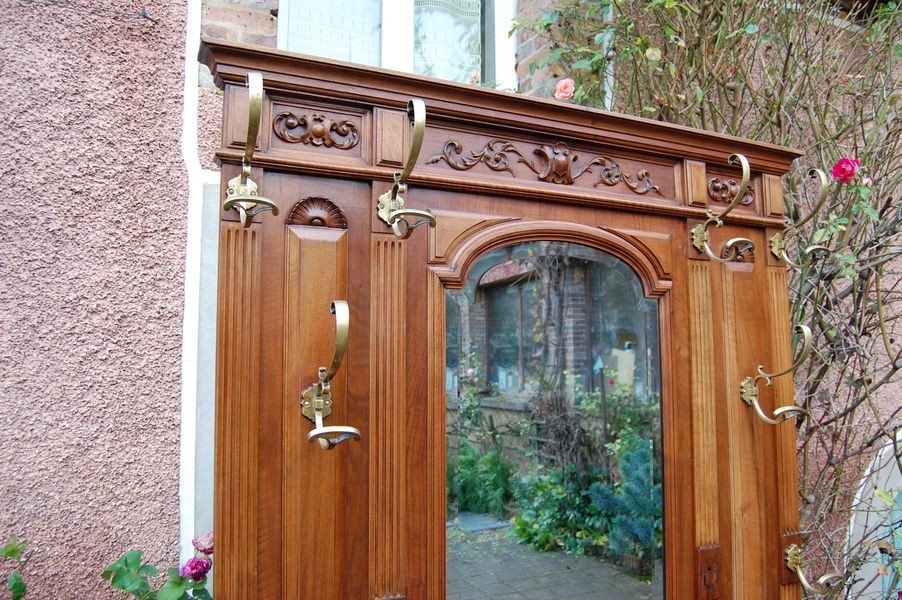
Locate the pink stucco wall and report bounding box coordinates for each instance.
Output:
[0,0,188,596]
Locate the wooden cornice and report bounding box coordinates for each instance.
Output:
[199,38,803,176]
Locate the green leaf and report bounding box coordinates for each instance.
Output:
[123,550,143,571]
[745,23,760,34]
[695,86,704,102]
[191,588,213,600]
[8,571,26,600]
[594,31,607,45]
[1,539,26,561]
[875,488,894,507]
[159,580,190,600]
[645,47,662,61]
[812,228,828,244]
[572,58,592,70]
[138,564,159,577]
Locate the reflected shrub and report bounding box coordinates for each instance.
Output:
[448,439,512,519]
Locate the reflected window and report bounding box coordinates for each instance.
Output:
[446,241,663,599]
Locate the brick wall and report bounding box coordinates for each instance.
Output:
[202,0,278,48]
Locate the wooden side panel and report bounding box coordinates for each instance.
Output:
[215,224,262,598]
[689,261,719,547]
[426,272,446,600]
[722,262,780,600]
[370,236,409,598]
[768,267,803,599]
[282,226,349,599]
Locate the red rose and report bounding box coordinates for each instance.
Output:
[554,78,575,101]
[831,157,860,184]
[180,556,212,582]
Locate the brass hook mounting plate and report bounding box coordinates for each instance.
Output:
[785,543,843,593]
[740,324,813,424]
[376,99,436,239]
[223,71,279,227]
[769,169,832,268]
[300,301,360,450]
[690,154,755,262]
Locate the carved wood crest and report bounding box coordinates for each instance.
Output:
[708,176,754,205]
[273,111,360,149]
[428,139,663,196]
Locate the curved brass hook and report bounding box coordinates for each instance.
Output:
[300,300,360,450]
[223,71,279,227]
[770,169,832,268]
[785,544,844,594]
[377,99,437,238]
[691,154,755,263]
[740,325,813,425]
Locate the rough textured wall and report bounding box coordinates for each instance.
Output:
[0,0,187,596]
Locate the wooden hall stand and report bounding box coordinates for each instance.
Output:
[201,38,808,600]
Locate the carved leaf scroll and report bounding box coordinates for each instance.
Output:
[428,139,664,196]
[273,112,360,149]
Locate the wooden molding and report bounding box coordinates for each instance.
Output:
[369,235,408,598]
[430,219,673,297]
[427,209,517,264]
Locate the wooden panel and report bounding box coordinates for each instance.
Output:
[375,107,406,168]
[689,261,719,548]
[769,267,803,598]
[426,272,446,600]
[215,223,262,598]
[684,159,708,208]
[722,260,780,600]
[268,99,368,166]
[427,209,516,264]
[282,226,348,599]
[763,174,785,219]
[369,235,408,599]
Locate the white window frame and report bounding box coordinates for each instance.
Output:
[276,0,518,91]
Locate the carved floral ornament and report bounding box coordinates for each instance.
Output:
[427,139,664,196]
[272,111,360,149]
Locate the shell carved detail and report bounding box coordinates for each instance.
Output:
[286,198,348,229]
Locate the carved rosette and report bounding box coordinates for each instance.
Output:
[708,176,754,205]
[428,139,664,196]
[286,198,348,229]
[273,112,360,149]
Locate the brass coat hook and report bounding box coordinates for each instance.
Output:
[300,301,361,450]
[222,71,279,227]
[770,169,832,268]
[740,325,813,425]
[785,543,843,594]
[376,99,437,239]
[690,154,755,262]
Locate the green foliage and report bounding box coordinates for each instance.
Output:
[449,440,513,519]
[2,538,27,600]
[102,551,211,600]
[513,465,609,555]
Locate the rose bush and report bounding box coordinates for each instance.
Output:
[102,532,214,599]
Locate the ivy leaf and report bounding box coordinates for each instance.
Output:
[8,572,26,600]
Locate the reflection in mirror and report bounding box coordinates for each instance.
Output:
[446,241,663,599]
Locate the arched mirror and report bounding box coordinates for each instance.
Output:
[445,240,664,599]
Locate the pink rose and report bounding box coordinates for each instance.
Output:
[554,78,575,101]
[180,556,212,582]
[831,157,860,184]
[192,531,214,555]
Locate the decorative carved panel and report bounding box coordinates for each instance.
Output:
[286,197,348,229]
[428,139,665,196]
[273,111,360,149]
[708,175,754,206]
